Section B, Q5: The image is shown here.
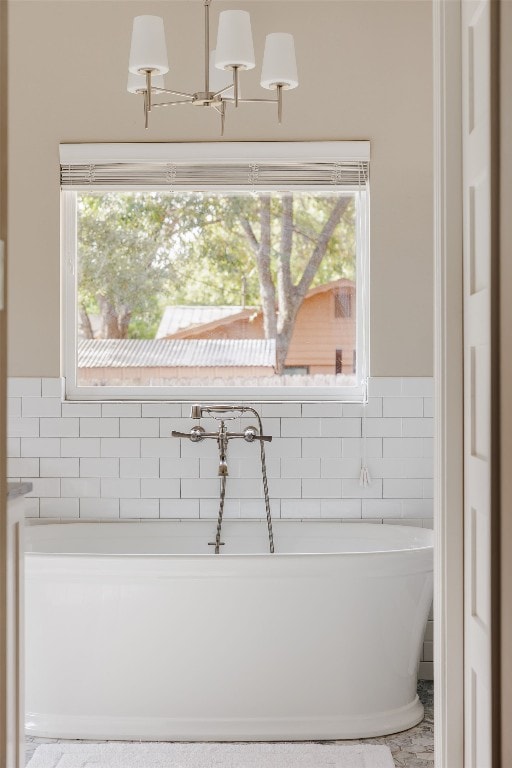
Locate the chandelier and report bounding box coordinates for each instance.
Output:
[127,0,299,135]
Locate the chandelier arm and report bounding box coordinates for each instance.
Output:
[212,102,226,136]
[153,88,195,99]
[145,71,152,112]
[233,67,240,107]
[223,97,278,105]
[152,100,196,108]
[212,83,234,98]
[143,91,149,129]
[221,100,226,136]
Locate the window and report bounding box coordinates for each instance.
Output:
[334,287,352,318]
[335,350,343,375]
[62,142,369,401]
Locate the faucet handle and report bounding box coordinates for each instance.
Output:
[243,426,272,443]
[171,426,207,442]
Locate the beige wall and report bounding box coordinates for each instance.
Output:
[7,0,433,378]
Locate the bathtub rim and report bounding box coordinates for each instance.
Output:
[24,519,434,558]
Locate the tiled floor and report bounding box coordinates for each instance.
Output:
[25,681,434,767]
[335,681,434,768]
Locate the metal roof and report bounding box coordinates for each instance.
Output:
[156,305,255,339]
[78,338,276,369]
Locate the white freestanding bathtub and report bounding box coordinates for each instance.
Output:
[25,520,433,741]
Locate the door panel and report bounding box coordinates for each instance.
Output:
[462,1,496,765]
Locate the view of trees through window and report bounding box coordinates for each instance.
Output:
[76,190,359,388]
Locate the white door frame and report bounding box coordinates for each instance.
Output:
[499,2,512,760]
[433,2,465,767]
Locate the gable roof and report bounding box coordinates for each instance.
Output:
[304,277,354,299]
[156,305,257,340]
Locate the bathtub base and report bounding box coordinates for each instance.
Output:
[25,696,424,741]
[26,522,434,745]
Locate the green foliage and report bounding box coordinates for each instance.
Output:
[77,190,356,339]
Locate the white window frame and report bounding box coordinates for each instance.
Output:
[61,142,370,402]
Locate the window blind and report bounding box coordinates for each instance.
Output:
[59,142,370,191]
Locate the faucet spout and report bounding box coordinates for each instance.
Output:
[217,421,229,477]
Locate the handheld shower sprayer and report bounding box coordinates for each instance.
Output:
[190,404,248,419]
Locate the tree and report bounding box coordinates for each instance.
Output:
[78,194,175,338]
[236,193,353,372]
[78,192,257,337]
[77,190,355,372]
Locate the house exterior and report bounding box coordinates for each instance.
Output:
[157,278,357,376]
[77,278,357,384]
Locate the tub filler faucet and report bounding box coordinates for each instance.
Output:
[172,405,274,554]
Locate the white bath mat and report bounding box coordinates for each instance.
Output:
[26,742,395,767]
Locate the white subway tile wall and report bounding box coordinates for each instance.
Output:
[7,376,434,677]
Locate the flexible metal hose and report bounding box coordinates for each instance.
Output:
[242,407,274,554]
[215,473,227,555]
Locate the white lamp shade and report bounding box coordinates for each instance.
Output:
[260,33,298,90]
[215,10,255,71]
[127,72,165,93]
[128,16,169,75]
[209,51,236,97]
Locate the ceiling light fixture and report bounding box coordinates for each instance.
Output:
[127,0,298,135]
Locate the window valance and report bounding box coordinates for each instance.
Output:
[59,141,370,191]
